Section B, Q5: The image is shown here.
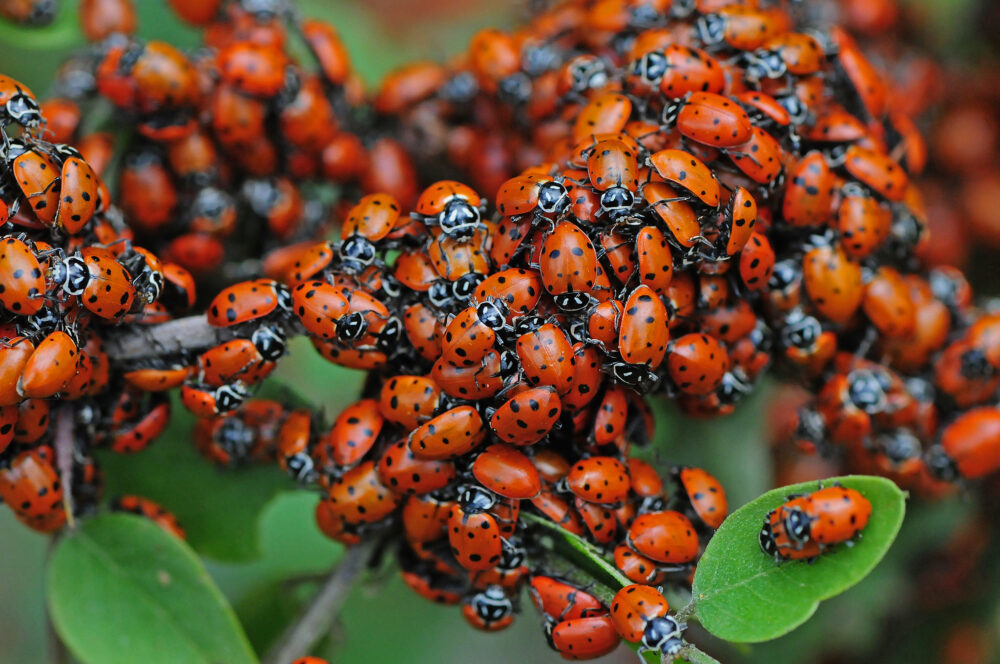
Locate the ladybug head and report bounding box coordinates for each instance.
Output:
[695,14,726,44]
[600,186,635,217]
[537,181,569,214]
[783,507,812,542]
[630,52,668,84]
[780,312,822,350]
[553,291,593,313]
[375,317,403,352]
[452,272,485,301]
[214,382,250,415]
[497,73,531,105]
[959,348,994,381]
[336,312,369,343]
[610,362,661,393]
[794,408,826,446]
[745,49,786,82]
[641,616,683,653]
[521,43,560,77]
[470,586,513,623]
[846,369,888,414]
[284,452,315,484]
[878,430,922,464]
[338,235,377,273]
[439,199,481,238]
[717,371,751,405]
[458,484,496,513]
[51,255,88,296]
[439,71,478,103]
[568,56,608,93]
[513,314,545,336]
[476,299,510,331]
[251,324,287,361]
[924,446,959,483]
[215,416,255,461]
[427,280,454,310]
[275,282,293,313]
[497,537,526,570]
[6,89,43,128]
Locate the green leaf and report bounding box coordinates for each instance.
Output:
[98,400,290,562]
[46,514,257,664]
[691,475,906,643]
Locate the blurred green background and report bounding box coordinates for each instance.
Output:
[0,0,997,663]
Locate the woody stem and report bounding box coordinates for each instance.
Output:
[262,540,375,664]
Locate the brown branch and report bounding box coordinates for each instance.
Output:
[103,316,229,361]
[53,405,76,529]
[263,540,375,664]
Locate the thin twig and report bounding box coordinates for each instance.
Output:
[263,540,375,664]
[103,315,228,361]
[53,405,75,529]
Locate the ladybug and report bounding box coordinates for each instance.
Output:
[290,280,350,340]
[634,226,674,294]
[666,333,729,396]
[409,405,486,460]
[111,397,171,454]
[643,183,701,249]
[759,498,822,563]
[654,45,725,99]
[837,184,892,259]
[441,301,508,368]
[472,443,542,499]
[0,446,66,532]
[726,126,784,185]
[9,140,62,225]
[549,614,621,660]
[473,268,544,319]
[18,330,79,399]
[462,585,514,631]
[217,41,289,98]
[207,279,292,328]
[319,398,384,468]
[431,349,506,401]
[591,386,629,446]
[376,438,456,495]
[515,323,575,395]
[529,575,606,621]
[627,510,699,564]
[782,151,836,227]
[614,545,667,585]
[538,221,599,312]
[0,74,42,131]
[0,236,45,316]
[12,398,48,444]
[673,467,728,529]
[585,138,640,218]
[801,241,864,325]
[341,193,401,243]
[324,460,400,526]
[648,149,720,207]
[378,375,440,431]
[610,585,684,658]
[841,144,908,202]
[110,495,185,539]
[667,91,753,148]
[803,485,872,548]
[619,285,670,370]
[301,18,351,86]
[275,408,316,483]
[180,382,250,418]
[449,486,504,572]
[928,407,1000,481]
[401,493,454,544]
[414,180,486,241]
[862,267,916,339]
[496,173,570,219]
[566,456,631,505]
[489,385,562,446]
[54,150,100,235]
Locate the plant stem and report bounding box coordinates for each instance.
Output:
[678,644,722,664]
[262,540,375,664]
[53,405,75,528]
[674,600,696,625]
[103,315,229,361]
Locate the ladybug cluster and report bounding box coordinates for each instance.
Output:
[1,0,1000,661]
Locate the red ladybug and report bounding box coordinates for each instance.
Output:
[673,466,728,529]
[0,445,66,532]
[610,585,684,658]
[550,614,621,660]
[627,510,699,564]
[448,486,504,572]
[207,279,291,328]
[409,405,486,460]
[489,386,562,447]
[566,456,631,505]
[539,221,599,311]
